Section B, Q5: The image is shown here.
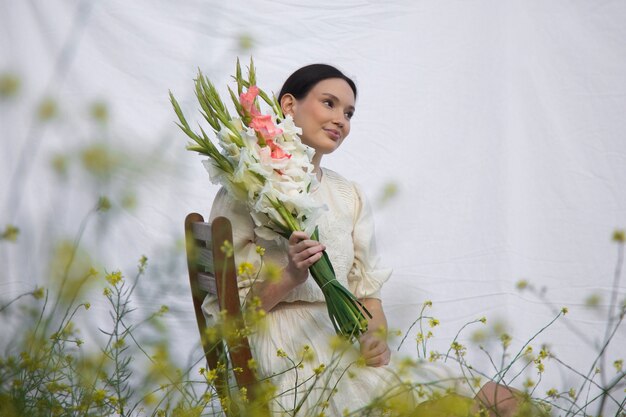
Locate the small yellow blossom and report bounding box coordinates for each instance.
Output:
[479,316,487,324]
[523,378,535,389]
[90,101,109,122]
[313,363,326,375]
[613,229,625,243]
[32,287,45,300]
[300,345,315,362]
[138,255,148,271]
[97,196,112,212]
[0,73,20,97]
[103,287,112,297]
[220,240,234,257]
[424,300,432,308]
[144,392,157,405]
[428,318,439,328]
[255,245,265,256]
[276,349,287,358]
[84,302,91,310]
[451,341,466,357]
[536,362,545,373]
[546,388,558,398]
[159,305,169,314]
[93,389,107,404]
[585,294,601,308]
[614,359,623,372]
[568,388,576,399]
[1,224,19,242]
[263,262,282,282]
[105,270,123,286]
[471,329,488,344]
[38,97,58,121]
[204,368,218,383]
[500,333,512,349]
[561,307,569,315]
[516,280,529,290]
[237,262,255,276]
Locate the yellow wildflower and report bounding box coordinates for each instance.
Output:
[313,363,326,375]
[546,388,558,398]
[500,333,512,349]
[1,224,19,241]
[237,262,255,276]
[105,270,123,286]
[220,240,234,257]
[32,287,45,300]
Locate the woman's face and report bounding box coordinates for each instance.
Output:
[283,78,356,155]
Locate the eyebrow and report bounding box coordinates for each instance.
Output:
[321,93,355,112]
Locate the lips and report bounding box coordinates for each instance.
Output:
[323,128,340,141]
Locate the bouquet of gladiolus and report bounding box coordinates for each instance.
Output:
[170,59,371,341]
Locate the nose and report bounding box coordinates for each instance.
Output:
[332,111,345,128]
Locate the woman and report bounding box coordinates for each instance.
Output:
[203,64,520,416]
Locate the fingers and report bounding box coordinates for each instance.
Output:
[286,232,325,283]
[288,232,325,268]
[360,335,391,367]
[288,231,309,244]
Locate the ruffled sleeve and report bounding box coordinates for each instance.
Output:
[346,182,392,300]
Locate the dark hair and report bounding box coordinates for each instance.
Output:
[278,64,357,102]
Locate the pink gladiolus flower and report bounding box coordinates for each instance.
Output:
[250,114,284,143]
[240,86,261,117]
[266,139,291,160]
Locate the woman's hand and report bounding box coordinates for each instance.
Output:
[359,329,391,367]
[286,231,325,285]
[358,298,391,367]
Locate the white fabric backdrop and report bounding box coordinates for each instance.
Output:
[2,0,625,404]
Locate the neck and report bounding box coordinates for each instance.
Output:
[311,152,323,181]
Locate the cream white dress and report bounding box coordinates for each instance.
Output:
[202,168,468,416]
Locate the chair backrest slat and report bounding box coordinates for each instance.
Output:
[195,247,214,273]
[197,272,217,295]
[191,221,213,246]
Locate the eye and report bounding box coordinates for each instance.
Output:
[322,99,333,108]
[345,111,354,120]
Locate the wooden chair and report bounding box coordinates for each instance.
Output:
[184,213,263,412]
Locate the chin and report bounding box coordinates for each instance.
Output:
[318,142,341,155]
